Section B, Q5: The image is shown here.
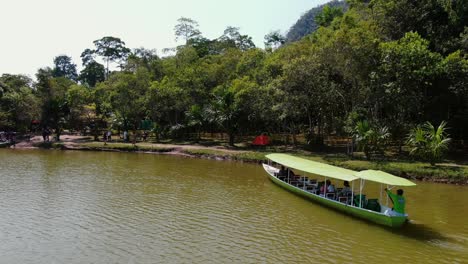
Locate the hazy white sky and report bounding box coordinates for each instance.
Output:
[1,0,329,78]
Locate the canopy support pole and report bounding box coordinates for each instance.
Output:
[386,185,389,206]
[380,184,383,204]
[359,179,363,208]
[324,177,327,197]
[351,181,354,206]
[303,171,305,190]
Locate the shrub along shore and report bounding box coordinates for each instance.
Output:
[12,136,466,185]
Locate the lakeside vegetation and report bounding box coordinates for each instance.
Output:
[27,136,464,183]
[181,147,468,182]
[1,0,467,180]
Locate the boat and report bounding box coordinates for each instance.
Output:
[263,153,416,228]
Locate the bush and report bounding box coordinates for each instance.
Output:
[407,121,451,166]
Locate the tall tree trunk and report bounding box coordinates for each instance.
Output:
[55,126,61,141]
[132,124,137,146]
[93,122,99,141]
[228,132,235,146]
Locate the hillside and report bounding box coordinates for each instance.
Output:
[286,0,347,42]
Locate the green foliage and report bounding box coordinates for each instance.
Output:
[315,5,344,27]
[66,84,94,132]
[371,0,468,54]
[79,61,105,87]
[2,0,468,170]
[79,142,174,152]
[264,30,286,50]
[353,120,390,160]
[372,32,443,140]
[0,74,39,131]
[286,0,347,42]
[99,70,151,131]
[407,121,451,165]
[52,55,78,81]
[219,27,256,51]
[93,36,131,76]
[182,148,268,163]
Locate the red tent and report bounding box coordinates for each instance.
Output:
[252,134,269,146]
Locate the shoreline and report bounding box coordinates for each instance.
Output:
[4,135,468,185]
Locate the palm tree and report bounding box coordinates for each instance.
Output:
[407,121,451,166]
[353,120,390,160]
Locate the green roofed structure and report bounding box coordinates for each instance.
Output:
[266,154,358,182]
[355,170,416,186]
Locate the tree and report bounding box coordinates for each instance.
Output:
[52,55,78,81]
[315,4,344,27]
[146,77,190,138]
[79,61,106,87]
[371,0,468,54]
[309,9,382,129]
[219,27,255,51]
[80,48,96,66]
[211,83,240,146]
[79,48,106,87]
[93,36,131,77]
[353,120,390,160]
[407,121,451,165]
[66,84,95,132]
[0,74,39,132]
[174,17,202,44]
[187,37,220,57]
[124,48,163,80]
[276,54,344,144]
[264,30,286,51]
[36,70,74,141]
[372,32,442,141]
[100,69,151,144]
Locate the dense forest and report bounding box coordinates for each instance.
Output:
[1,0,467,156]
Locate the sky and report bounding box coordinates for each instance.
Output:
[1,0,329,78]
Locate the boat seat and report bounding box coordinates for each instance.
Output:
[353,194,367,208]
[338,197,348,204]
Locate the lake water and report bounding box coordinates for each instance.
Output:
[0,149,467,263]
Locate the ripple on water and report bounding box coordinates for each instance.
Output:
[0,150,467,263]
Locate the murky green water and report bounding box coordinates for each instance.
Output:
[0,149,467,263]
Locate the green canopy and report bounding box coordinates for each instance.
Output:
[266,153,359,182]
[355,170,416,186]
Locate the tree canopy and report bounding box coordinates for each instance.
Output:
[1,2,467,157]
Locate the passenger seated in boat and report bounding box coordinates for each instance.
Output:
[327,181,336,193]
[338,181,351,196]
[287,169,300,182]
[288,168,296,177]
[319,180,335,196]
[277,166,288,176]
[318,181,325,194]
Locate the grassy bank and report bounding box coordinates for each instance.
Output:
[182,148,468,183]
[181,149,268,162]
[29,138,467,184]
[32,141,64,149]
[76,142,175,153]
